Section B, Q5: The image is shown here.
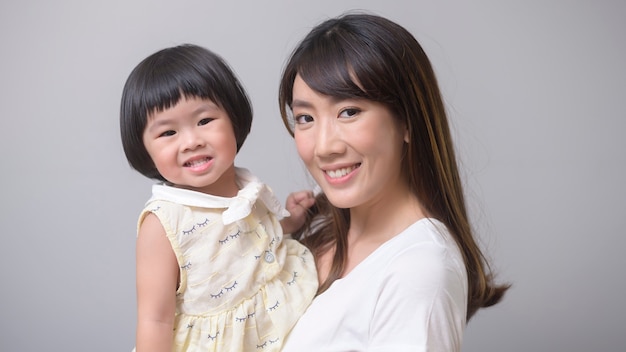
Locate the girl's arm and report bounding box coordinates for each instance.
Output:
[135,213,179,352]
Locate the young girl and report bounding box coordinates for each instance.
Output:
[120,44,317,352]
[278,13,509,351]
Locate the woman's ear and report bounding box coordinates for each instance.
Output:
[404,128,410,143]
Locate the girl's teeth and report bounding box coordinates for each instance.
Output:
[186,158,209,167]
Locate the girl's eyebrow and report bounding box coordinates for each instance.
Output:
[145,118,174,133]
[146,101,221,133]
[193,101,220,113]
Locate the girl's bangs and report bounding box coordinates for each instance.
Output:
[140,66,214,118]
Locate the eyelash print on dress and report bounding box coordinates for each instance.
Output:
[300,248,310,263]
[287,271,298,286]
[211,280,238,299]
[207,331,220,341]
[267,300,280,311]
[218,229,242,245]
[225,281,238,291]
[180,261,192,270]
[235,312,256,322]
[182,218,209,236]
[256,338,280,349]
[182,225,196,236]
[210,289,224,299]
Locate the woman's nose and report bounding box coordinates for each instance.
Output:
[314,119,345,157]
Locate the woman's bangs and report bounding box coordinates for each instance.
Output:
[297,42,365,100]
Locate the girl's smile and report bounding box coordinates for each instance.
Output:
[183,156,214,172]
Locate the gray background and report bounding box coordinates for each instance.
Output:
[1,0,624,351]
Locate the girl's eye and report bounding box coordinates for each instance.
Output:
[198,118,214,126]
[294,114,314,124]
[339,108,360,118]
[159,130,176,137]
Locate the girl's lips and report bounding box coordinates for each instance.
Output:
[184,156,213,171]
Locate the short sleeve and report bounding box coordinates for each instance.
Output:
[369,242,467,352]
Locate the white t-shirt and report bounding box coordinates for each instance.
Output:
[282,218,468,352]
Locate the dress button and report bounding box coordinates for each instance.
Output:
[264,251,275,263]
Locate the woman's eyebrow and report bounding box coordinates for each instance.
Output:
[292,95,346,108]
[290,99,314,109]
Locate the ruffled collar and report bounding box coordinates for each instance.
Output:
[147,167,289,225]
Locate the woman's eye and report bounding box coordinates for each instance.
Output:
[159,130,176,137]
[294,114,314,124]
[198,118,214,126]
[339,108,360,118]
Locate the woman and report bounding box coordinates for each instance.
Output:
[278,13,509,351]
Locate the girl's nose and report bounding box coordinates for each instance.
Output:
[181,130,205,151]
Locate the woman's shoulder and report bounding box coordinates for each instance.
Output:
[389,218,457,252]
[379,218,466,282]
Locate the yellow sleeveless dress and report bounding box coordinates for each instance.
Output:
[136,168,317,351]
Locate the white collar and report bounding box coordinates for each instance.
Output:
[147,167,289,224]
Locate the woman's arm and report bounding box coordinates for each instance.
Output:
[135,213,179,352]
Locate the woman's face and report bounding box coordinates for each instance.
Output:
[291,75,408,210]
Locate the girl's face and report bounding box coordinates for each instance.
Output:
[291,75,408,211]
[143,96,238,196]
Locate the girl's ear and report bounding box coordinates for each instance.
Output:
[404,128,410,143]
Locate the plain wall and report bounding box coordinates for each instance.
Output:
[1,0,624,351]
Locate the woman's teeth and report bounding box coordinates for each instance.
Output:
[326,165,358,179]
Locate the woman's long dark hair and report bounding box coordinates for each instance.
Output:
[279,13,509,320]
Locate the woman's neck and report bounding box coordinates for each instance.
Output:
[348,185,424,243]
[335,185,424,278]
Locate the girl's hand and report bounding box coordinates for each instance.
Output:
[280,190,315,234]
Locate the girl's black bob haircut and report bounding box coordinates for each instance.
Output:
[120,44,252,181]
